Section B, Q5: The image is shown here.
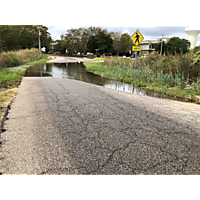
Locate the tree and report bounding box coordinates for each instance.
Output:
[118,33,132,56]
[86,30,115,55]
[110,31,122,56]
[39,25,52,53]
[87,35,97,53]
[64,27,109,54]
[95,31,115,54]
[87,26,108,36]
[0,25,52,53]
[54,40,62,52]
[166,37,190,55]
[65,28,84,54]
[155,41,167,55]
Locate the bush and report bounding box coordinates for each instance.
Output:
[0,52,21,67]
[104,57,134,68]
[96,52,200,90]
[0,48,39,68]
[123,77,131,83]
[165,84,170,88]
[192,46,200,54]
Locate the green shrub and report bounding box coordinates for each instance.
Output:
[120,77,124,81]
[0,52,21,67]
[123,77,131,83]
[0,49,39,69]
[165,84,170,88]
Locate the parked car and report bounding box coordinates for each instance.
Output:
[130,55,135,58]
[100,55,106,58]
[123,55,126,58]
[87,52,94,56]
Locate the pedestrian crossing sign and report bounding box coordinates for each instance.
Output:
[131,30,144,46]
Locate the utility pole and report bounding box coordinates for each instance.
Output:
[39,25,41,57]
[160,34,164,55]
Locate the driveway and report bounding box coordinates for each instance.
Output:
[0,77,200,174]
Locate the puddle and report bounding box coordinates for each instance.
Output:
[25,62,187,102]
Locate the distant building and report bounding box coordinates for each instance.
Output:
[49,42,58,53]
[134,37,170,55]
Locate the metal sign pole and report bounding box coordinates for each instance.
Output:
[134,51,137,80]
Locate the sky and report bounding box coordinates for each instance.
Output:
[44,25,200,46]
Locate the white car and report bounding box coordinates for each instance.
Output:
[87,52,94,56]
[123,55,126,58]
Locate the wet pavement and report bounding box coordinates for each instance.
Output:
[25,62,187,103]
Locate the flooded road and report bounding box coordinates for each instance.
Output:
[25,62,186,102]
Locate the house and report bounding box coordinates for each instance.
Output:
[134,37,170,55]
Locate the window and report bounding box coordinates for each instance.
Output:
[141,45,149,50]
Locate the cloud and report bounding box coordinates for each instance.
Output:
[45,25,200,45]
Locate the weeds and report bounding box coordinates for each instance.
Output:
[0,88,18,107]
[0,68,26,88]
[84,55,200,103]
[0,48,39,68]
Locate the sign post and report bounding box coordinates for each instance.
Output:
[134,51,137,80]
[131,29,144,80]
[95,49,99,57]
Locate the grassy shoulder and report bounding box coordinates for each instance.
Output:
[0,88,18,107]
[0,57,51,112]
[84,61,200,103]
[0,57,50,88]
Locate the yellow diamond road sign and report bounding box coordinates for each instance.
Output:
[131,29,144,46]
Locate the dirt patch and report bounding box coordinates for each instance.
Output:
[0,107,9,131]
[0,87,18,131]
[0,86,16,93]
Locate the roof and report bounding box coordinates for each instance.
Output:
[140,40,158,44]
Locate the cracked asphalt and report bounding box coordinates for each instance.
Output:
[0,77,200,174]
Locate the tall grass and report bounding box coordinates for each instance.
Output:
[0,48,39,68]
[105,52,200,88]
[0,68,26,88]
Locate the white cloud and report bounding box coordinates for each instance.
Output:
[45,25,200,45]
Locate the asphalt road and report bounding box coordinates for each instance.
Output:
[0,77,200,174]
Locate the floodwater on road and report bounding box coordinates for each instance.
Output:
[25,62,187,102]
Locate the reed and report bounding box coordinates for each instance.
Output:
[0,48,39,68]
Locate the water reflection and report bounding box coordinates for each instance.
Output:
[25,62,187,102]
